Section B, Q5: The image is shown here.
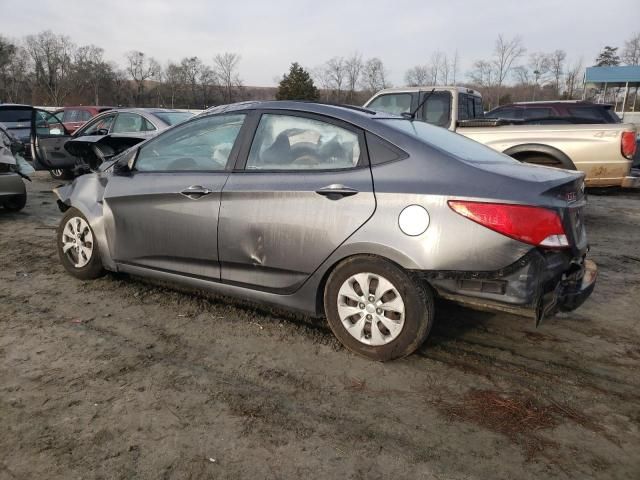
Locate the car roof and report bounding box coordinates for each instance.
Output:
[0,103,32,109]
[498,101,613,108]
[370,86,483,96]
[200,100,398,126]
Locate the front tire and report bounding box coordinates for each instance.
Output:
[57,208,104,279]
[324,256,434,361]
[3,193,27,212]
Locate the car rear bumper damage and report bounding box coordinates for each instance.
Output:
[415,249,597,325]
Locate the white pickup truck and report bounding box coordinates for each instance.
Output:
[364,87,639,188]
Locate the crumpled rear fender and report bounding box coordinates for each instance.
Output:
[54,174,116,270]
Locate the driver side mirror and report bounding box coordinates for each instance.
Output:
[96,128,109,136]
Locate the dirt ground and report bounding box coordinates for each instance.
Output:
[1,173,639,480]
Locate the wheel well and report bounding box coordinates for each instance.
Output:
[511,151,562,165]
[503,144,576,170]
[314,253,421,317]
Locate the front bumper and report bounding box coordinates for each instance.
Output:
[420,250,597,325]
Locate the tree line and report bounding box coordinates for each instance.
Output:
[0,31,244,108]
[1,30,639,110]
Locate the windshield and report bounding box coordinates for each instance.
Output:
[379,119,519,164]
[420,92,452,127]
[152,111,194,126]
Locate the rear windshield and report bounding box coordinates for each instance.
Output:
[0,109,31,123]
[379,119,518,164]
[152,112,194,125]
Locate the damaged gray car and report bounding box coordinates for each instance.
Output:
[53,101,597,360]
[1,122,33,212]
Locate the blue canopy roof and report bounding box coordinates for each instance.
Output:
[585,66,640,86]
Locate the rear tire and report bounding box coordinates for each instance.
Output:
[50,169,74,180]
[3,193,27,212]
[324,256,434,361]
[57,207,105,280]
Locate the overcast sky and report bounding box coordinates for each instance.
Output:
[2,0,639,86]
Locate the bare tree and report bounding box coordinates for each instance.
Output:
[125,50,160,106]
[622,32,640,65]
[75,45,111,105]
[111,66,132,106]
[451,50,459,85]
[3,45,30,104]
[513,65,531,86]
[312,65,332,101]
[213,52,242,103]
[492,34,526,105]
[564,58,584,100]
[468,59,497,108]
[324,56,346,102]
[198,64,216,108]
[25,31,76,105]
[548,49,566,95]
[429,51,444,85]
[180,56,203,107]
[527,52,551,100]
[360,57,390,93]
[344,53,363,104]
[405,65,429,86]
[164,62,183,108]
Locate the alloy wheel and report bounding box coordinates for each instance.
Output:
[337,272,405,346]
[61,216,94,268]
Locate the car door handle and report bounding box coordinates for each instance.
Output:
[180,185,212,199]
[315,184,359,199]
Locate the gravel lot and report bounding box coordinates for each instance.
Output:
[1,173,639,479]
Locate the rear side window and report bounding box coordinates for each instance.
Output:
[521,107,554,119]
[365,132,407,165]
[246,114,361,170]
[488,107,521,119]
[112,113,156,133]
[459,94,484,120]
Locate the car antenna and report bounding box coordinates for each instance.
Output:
[403,88,436,120]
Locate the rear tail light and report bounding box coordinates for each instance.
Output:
[621,131,637,159]
[448,201,569,248]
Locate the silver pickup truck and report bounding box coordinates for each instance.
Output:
[364,87,639,188]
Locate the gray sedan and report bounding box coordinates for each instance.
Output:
[53,101,597,360]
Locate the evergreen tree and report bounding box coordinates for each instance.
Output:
[276,62,319,101]
[594,46,621,66]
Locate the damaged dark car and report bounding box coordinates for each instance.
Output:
[0,122,33,212]
[53,101,597,361]
[31,108,194,179]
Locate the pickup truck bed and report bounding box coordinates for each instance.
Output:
[458,123,637,187]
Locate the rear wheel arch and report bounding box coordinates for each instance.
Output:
[321,253,435,360]
[503,144,576,170]
[314,251,425,317]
